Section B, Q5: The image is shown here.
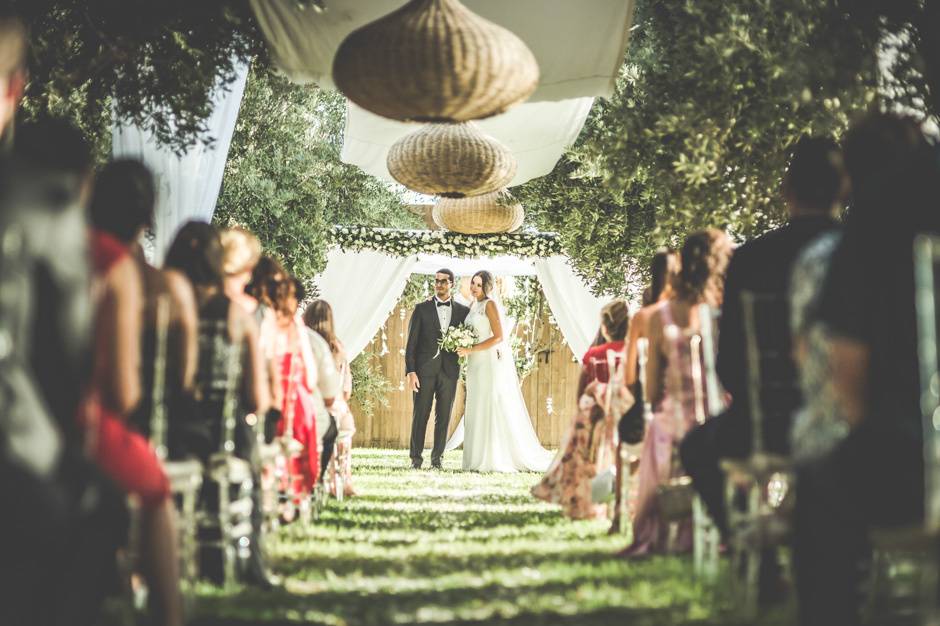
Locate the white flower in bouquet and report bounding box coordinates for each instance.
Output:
[438,323,477,357]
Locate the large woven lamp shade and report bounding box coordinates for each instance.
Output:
[387,123,517,198]
[433,190,524,234]
[332,0,539,123]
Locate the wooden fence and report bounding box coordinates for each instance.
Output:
[350,303,583,450]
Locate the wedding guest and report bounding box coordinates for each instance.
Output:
[89,159,198,447]
[268,273,320,497]
[679,136,845,539]
[85,165,182,625]
[622,228,732,557]
[533,300,632,520]
[0,114,124,625]
[222,231,283,443]
[304,299,354,496]
[216,225,280,587]
[795,114,939,626]
[577,300,629,397]
[625,250,679,387]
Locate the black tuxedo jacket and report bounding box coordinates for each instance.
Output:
[405,299,470,380]
[717,215,840,403]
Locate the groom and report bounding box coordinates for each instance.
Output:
[405,269,470,469]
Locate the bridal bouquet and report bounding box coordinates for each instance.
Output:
[438,324,477,357]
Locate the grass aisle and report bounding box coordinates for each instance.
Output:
[193,449,787,626]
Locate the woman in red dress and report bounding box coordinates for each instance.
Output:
[269,277,320,498]
[85,228,181,626]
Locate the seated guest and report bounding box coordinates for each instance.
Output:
[89,159,198,446]
[577,300,629,397]
[165,222,269,454]
[85,171,182,625]
[533,300,632,520]
[625,249,679,387]
[246,254,287,440]
[679,137,845,540]
[304,300,353,496]
[218,225,279,587]
[795,114,939,626]
[0,116,124,625]
[622,228,732,557]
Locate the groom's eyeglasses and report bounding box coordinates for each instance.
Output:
[434,279,452,285]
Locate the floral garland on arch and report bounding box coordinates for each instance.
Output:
[331,225,563,258]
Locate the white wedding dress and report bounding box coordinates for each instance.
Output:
[458,298,554,473]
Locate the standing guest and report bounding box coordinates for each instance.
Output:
[89,159,198,446]
[795,114,939,626]
[679,137,845,541]
[304,299,355,497]
[268,274,321,497]
[533,300,632,519]
[622,229,732,557]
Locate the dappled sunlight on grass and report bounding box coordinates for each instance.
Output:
[192,448,793,626]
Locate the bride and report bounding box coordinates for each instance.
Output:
[454,271,554,472]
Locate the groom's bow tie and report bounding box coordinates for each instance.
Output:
[436,300,451,307]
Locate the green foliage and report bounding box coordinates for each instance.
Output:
[193,449,792,626]
[517,0,935,294]
[349,354,391,420]
[213,67,419,279]
[16,0,264,157]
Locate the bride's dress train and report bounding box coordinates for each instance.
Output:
[456,298,553,473]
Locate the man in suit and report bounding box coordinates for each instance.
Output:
[679,137,844,552]
[405,268,470,469]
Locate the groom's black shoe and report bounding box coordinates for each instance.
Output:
[411,460,422,470]
[431,461,443,470]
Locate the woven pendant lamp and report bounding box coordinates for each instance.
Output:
[433,189,524,234]
[387,123,517,198]
[332,0,539,123]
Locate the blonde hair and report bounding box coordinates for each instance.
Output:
[220,226,261,276]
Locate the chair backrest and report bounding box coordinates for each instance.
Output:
[219,327,243,455]
[740,290,801,455]
[914,234,940,530]
[637,337,653,421]
[149,294,170,460]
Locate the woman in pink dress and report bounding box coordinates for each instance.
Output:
[622,229,731,557]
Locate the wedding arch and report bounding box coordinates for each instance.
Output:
[315,226,609,363]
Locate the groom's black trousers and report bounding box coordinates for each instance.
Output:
[410,369,457,466]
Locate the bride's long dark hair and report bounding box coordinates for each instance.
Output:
[472,270,494,299]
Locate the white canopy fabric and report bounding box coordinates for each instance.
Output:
[250,0,634,102]
[534,256,606,359]
[112,61,250,263]
[412,254,536,277]
[315,247,607,361]
[341,98,595,187]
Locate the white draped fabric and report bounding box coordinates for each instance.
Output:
[341,98,595,187]
[250,0,635,102]
[534,256,607,359]
[315,247,417,360]
[315,247,607,362]
[112,61,250,263]
[412,254,536,277]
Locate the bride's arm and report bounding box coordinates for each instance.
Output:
[457,301,503,357]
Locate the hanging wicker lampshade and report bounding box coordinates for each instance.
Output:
[332,0,539,122]
[387,123,517,198]
[433,189,524,234]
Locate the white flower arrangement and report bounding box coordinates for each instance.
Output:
[332,226,563,258]
[438,323,478,357]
